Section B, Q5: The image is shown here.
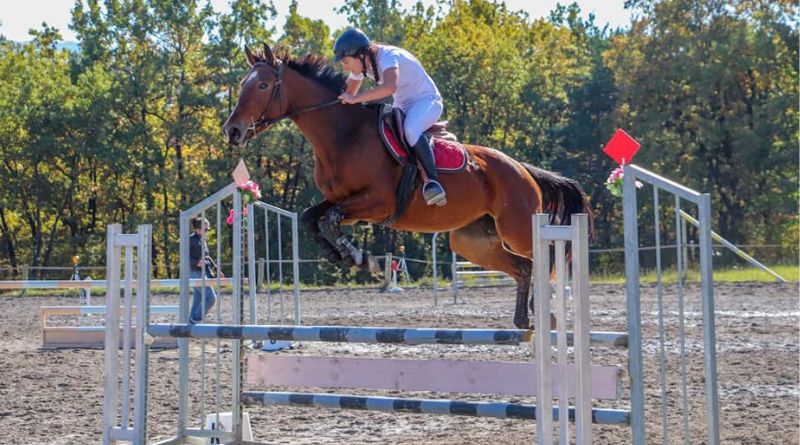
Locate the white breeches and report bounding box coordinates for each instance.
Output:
[400,97,443,146]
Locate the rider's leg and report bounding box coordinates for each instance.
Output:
[403,98,447,206]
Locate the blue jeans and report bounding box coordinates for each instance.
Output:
[189,269,217,323]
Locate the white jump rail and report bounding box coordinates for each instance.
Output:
[0,277,233,290]
[451,255,515,303]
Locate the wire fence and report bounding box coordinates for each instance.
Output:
[1,243,794,284]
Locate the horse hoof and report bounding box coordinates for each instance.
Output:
[513,318,529,330]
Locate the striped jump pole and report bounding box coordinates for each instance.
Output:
[242,392,631,425]
[148,323,627,348]
[149,324,532,345]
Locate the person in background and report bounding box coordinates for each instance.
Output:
[188,216,223,324]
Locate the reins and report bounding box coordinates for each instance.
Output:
[248,62,340,134]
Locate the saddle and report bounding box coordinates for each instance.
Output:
[378,104,468,172]
[377,104,469,226]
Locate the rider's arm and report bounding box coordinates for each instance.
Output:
[354,67,398,103]
[345,74,362,96]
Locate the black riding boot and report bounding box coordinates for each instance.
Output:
[410,134,447,206]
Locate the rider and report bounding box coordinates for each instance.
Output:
[333,28,447,206]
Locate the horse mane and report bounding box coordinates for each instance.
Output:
[278,50,348,94]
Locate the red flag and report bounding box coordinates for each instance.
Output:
[603,129,640,165]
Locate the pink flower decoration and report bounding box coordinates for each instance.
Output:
[225,207,249,225]
[238,180,262,200]
[606,166,624,183]
[606,165,644,198]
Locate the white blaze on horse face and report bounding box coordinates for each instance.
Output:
[245,70,260,86]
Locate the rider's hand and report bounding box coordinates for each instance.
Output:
[338,93,359,104]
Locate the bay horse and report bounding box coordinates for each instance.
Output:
[223,45,592,329]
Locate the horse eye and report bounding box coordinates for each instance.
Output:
[259,83,268,90]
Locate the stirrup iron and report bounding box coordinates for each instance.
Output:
[423,180,447,206]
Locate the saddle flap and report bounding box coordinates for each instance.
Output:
[392,108,407,147]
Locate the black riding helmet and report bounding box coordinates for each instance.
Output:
[333,28,371,62]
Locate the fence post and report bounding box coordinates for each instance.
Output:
[432,233,439,305]
[622,166,646,445]
[382,253,392,291]
[698,193,720,445]
[257,258,265,291]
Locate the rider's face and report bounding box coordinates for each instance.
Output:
[340,56,363,74]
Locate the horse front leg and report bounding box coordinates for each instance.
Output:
[301,201,342,264]
[320,205,381,274]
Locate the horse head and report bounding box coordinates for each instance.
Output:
[223,44,290,147]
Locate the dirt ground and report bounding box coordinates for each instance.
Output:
[0,281,797,445]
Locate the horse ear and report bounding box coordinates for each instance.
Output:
[262,43,278,66]
[245,45,258,66]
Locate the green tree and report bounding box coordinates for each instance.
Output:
[605,0,798,244]
[281,0,332,56]
[336,0,406,45]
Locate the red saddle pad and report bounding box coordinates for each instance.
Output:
[382,123,467,172]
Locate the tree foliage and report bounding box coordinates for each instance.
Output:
[0,0,796,281]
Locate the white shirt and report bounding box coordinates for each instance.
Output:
[348,44,441,110]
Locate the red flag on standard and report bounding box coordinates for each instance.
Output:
[603,129,640,165]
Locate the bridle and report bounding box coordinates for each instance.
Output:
[247,61,340,136]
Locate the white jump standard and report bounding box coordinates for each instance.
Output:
[103,163,722,444]
[103,209,636,445]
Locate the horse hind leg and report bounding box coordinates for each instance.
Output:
[492,203,559,330]
[449,216,533,329]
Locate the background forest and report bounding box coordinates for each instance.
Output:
[0,0,796,283]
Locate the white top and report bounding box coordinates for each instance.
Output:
[348,44,441,110]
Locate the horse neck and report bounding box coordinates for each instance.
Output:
[286,74,373,168]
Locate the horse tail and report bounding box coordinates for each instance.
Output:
[522,162,594,239]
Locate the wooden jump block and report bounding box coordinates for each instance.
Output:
[41,326,177,349]
[40,305,178,349]
[245,354,622,400]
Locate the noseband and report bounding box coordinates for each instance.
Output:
[248,61,340,135]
